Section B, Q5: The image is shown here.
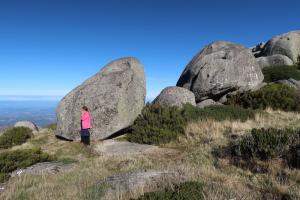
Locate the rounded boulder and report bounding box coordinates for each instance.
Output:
[153,86,196,107]
[177,41,264,102]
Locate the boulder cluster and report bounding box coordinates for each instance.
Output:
[56,30,300,140]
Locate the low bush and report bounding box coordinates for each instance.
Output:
[182,104,256,122]
[127,104,256,145]
[0,127,33,149]
[0,172,10,183]
[262,65,300,82]
[127,104,187,145]
[231,128,300,162]
[0,148,53,182]
[132,181,204,200]
[227,84,300,111]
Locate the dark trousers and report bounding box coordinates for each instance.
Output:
[81,129,90,145]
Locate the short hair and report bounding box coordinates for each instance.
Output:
[82,106,89,111]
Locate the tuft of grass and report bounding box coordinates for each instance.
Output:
[45,123,57,131]
[0,127,33,149]
[262,65,300,82]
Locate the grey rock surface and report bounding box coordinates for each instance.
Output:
[93,139,177,156]
[96,170,187,200]
[176,41,264,102]
[261,30,300,63]
[10,162,75,177]
[56,57,146,140]
[256,54,294,68]
[153,86,196,107]
[196,99,222,108]
[275,78,300,90]
[14,121,39,131]
[251,42,265,57]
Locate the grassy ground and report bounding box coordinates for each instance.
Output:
[0,109,300,200]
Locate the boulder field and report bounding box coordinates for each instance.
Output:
[56,30,300,138]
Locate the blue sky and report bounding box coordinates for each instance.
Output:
[0,0,299,101]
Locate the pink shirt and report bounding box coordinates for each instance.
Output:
[81,111,91,129]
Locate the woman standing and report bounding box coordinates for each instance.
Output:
[81,106,91,145]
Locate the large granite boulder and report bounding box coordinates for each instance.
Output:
[14,121,39,132]
[256,54,293,68]
[261,30,300,63]
[176,41,264,102]
[153,86,196,107]
[56,57,146,140]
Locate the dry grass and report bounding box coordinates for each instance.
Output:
[182,109,300,145]
[1,109,300,200]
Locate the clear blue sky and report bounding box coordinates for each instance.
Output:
[0,0,299,100]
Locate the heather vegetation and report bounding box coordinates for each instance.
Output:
[0,148,52,182]
[227,83,300,111]
[0,127,33,149]
[127,103,256,145]
[262,65,300,82]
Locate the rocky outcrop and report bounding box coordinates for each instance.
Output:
[94,140,159,156]
[10,162,75,177]
[93,139,177,156]
[176,41,264,102]
[256,54,293,68]
[196,99,222,108]
[56,57,146,140]
[14,121,39,132]
[251,42,265,57]
[95,170,187,200]
[153,86,196,107]
[275,78,300,90]
[260,30,300,63]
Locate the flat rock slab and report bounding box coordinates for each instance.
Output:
[96,170,187,200]
[94,140,168,156]
[10,162,76,177]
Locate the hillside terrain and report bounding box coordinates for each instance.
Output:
[0,106,300,200]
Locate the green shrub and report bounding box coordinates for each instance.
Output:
[132,181,204,200]
[262,65,300,82]
[0,172,10,183]
[127,104,256,145]
[227,84,300,111]
[127,104,187,145]
[231,128,300,161]
[45,123,57,131]
[0,127,33,149]
[182,104,256,122]
[0,148,53,182]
